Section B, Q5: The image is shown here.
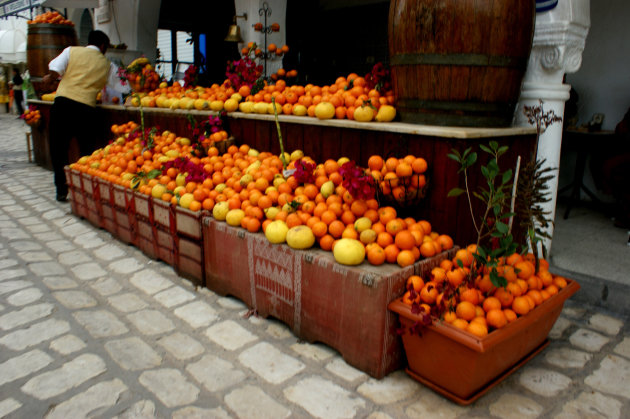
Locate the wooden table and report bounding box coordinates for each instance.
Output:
[559,129,616,218]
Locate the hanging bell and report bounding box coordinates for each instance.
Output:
[225,23,244,43]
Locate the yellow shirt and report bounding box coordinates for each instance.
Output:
[56,47,110,107]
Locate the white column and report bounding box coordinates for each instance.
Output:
[514,0,590,253]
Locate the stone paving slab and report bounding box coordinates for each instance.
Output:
[0,113,629,417]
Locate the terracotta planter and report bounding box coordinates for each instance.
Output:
[388,279,580,405]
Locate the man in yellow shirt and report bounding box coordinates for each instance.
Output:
[43,30,113,202]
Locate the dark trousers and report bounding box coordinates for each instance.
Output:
[13,90,24,115]
[49,96,98,197]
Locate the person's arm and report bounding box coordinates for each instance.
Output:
[42,47,71,92]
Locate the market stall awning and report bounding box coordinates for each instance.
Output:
[0,28,27,63]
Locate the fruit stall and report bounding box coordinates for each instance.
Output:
[28,99,536,247]
[27,0,581,405]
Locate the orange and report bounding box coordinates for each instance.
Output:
[394,230,416,250]
[504,309,518,323]
[376,232,394,248]
[526,289,543,306]
[436,234,454,251]
[420,282,438,304]
[367,155,384,171]
[553,276,568,289]
[430,267,446,283]
[406,275,424,292]
[460,288,480,305]
[384,244,400,264]
[366,245,386,265]
[454,248,474,268]
[455,301,476,321]
[396,250,415,267]
[515,260,535,279]
[512,296,530,316]
[395,162,412,178]
[451,319,469,330]
[466,322,488,338]
[486,309,508,330]
[446,267,466,288]
[494,287,514,308]
[385,218,405,236]
[411,158,428,174]
[319,234,334,251]
[483,296,501,313]
[419,241,436,258]
[402,290,420,305]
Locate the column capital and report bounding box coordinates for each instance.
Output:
[523,0,590,84]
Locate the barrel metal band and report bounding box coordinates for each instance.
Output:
[390,53,526,68]
[28,28,75,35]
[396,99,513,113]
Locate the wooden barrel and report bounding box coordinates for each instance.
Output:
[388,0,535,127]
[27,24,78,96]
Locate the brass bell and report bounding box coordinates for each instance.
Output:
[224,24,244,43]
[225,13,247,43]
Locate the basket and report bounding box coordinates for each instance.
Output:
[376,173,429,210]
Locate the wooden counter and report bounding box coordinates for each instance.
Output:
[31,99,537,245]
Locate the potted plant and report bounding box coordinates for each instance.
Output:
[389,127,579,404]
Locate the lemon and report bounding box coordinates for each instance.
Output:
[314,102,335,119]
[286,226,316,249]
[292,104,307,116]
[333,238,366,265]
[224,98,239,112]
[265,220,289,244]
[179,193,195,209]
[151,184,167,199]
[354,217,373,233]
[212,201,229,220]
[226,209,245,226]
[375,105,397,122]
[210,100,224,111]
[239,101,255,113]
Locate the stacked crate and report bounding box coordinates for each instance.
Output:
[133,193,206,286]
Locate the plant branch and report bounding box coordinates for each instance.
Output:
[464,170,480,235]
[508,155,521,234]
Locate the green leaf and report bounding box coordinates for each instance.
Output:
[490,270,507,288]
[456,259,464,269]
[479,144,492,154]
[481,166,489,179]
[147,169,162,179]
[447,188,465,197]
[495,221,508,234]
[476,246,487,258]
[489,140,499,151]
[497,145,509,156]
[465,152,477,167]
[502,170,512,184]
[447,153,461,163]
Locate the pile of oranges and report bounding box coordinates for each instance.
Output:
[70,121,454,268]
[132,72,395,122]
[28,11,74,25]
[367,155,428,205]
[127,64,161,93]
[22,108,41,126]
[401,246,570,337]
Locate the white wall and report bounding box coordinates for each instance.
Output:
[234,0,286,77]
[566,0,630,130]
[95,0,160,64]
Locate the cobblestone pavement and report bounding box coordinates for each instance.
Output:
[1,113,629,418]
